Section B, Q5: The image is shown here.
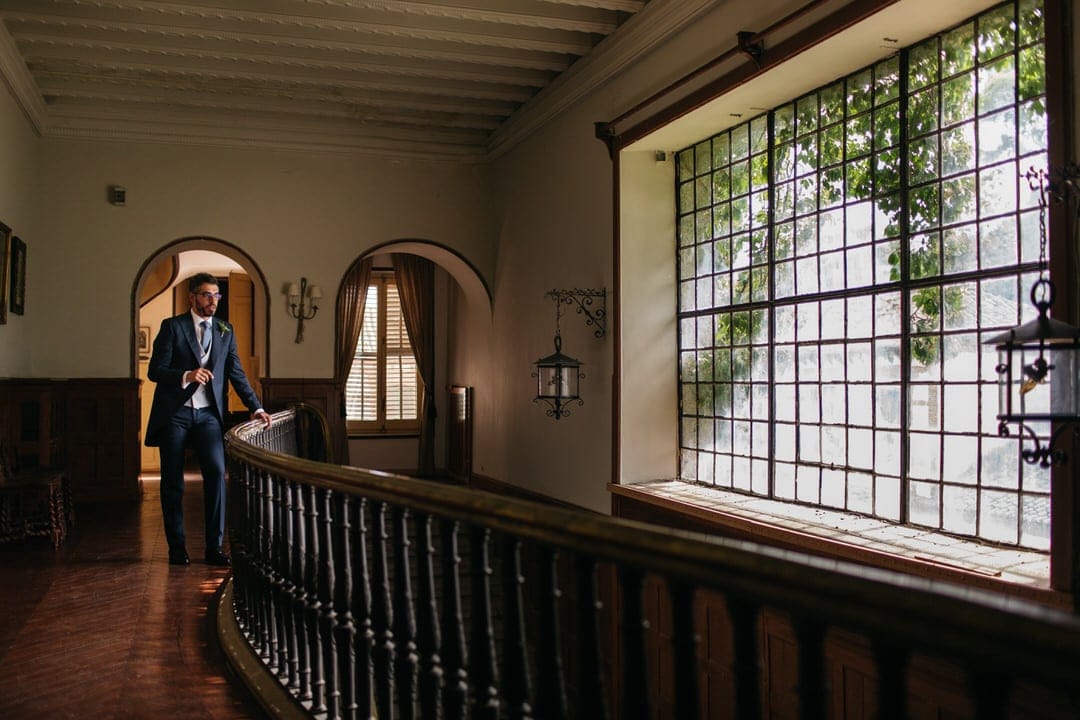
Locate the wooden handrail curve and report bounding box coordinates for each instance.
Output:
[225,409,1080,719]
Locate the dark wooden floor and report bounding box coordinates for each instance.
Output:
[0,476,267,719]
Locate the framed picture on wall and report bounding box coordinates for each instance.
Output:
[138,325,151,356]
[10,235,25,315]
[0,222,10,325]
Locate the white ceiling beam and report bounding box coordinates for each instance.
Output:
[19,34,555,86]
[1,5,597,56]
[5,15,575,71]
[29,59,536,102]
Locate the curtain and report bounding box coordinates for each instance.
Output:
[334,257,373,464]
[393,253,436,477]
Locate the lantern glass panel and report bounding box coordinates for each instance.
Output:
[537,363,580,401]
[997,343,1080,421]
[1049,345,1080,416]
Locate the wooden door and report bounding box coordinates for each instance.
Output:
[227,272,256,412]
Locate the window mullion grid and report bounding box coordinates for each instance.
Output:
[929,39,947,534]
[767,110,778,500]
[674,146,701,484]
[674,158,686,478]
[897,47,913,526]
[1010,0,1024,546]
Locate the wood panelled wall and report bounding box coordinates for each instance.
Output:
[612,492,1075,718]
[259,377,344,463]
[0,378,140,502]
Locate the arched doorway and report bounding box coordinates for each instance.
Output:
[338,239,492,474]
[132,237,270,474]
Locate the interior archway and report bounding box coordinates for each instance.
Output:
[131,237,270,475]
[132,237,270,377]
[352,238,492,316]
[337,239,492,475]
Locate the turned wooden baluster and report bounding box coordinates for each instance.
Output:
[794,618,826,720]
[669,581,699,720]
[351,498,376,720]
[270,475,289,678]
[247,468,267,660]
[293,480,313,702]
[305,483,327,714]
[371,501,396,719]
[333,493,357,719]
[535,546,567,719]
[619,566,650,720]
[415,513,443,719]
[470,526,500,720]
[441,520,469,720]
[257,469,275,663]
[727,597,761,720]
[245,465,262,642]
[232,462,254,636]
[318,488,341,719]
[393,506,420,720]
[574,556,608,720]
[280,479,300,692]
[872,642,908,720]
[502,535,533,720]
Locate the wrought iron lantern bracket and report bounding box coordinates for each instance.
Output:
[532,288,607,420]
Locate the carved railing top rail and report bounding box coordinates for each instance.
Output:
[226,411,1080,718]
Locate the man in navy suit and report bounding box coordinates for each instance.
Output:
[145,272,271,566]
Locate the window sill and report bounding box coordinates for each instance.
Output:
[610,480,1071,610]
[348,431,419,440]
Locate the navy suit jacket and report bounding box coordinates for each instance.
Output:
[145,313,262,447]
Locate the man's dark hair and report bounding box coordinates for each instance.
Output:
[188,272,219,291]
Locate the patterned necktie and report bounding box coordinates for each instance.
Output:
[200,320,211,355]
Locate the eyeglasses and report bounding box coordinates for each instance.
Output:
[194,292,222,301]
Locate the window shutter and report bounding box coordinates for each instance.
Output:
[385,280,419,421]
[344,274,421,430]
[345,286,379,422]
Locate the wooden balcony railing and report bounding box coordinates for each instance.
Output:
[224,409,1080,719]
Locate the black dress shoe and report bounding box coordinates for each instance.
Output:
[205,549,231,567]
[169,548,190,566]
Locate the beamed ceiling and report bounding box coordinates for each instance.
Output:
[0,0,715,160]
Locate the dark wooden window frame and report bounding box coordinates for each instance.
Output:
[605,0,1078,600]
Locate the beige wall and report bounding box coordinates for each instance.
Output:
[0,82,38,376]
[29,139,493,379]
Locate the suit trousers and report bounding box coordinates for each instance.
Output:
[158,406,227,552]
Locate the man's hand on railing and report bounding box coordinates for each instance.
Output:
[253,409,272,429]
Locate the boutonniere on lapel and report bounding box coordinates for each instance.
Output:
[216,320,230,337]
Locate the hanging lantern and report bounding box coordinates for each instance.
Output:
[985,168,1080,466]
[532,288,606,420]
[534,333,584,420]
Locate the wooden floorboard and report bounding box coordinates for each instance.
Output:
[0,476,267,719]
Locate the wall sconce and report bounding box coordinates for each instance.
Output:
[986,167,1080,466]
[533,288,606,420]
[287,277,321,344]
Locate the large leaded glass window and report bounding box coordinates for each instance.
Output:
[676,0,1050,549]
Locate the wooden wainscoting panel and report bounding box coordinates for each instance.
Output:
[65,379,141,502]
[0,379,140,503]
[260,378,344,463]
[0,380,65,471]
